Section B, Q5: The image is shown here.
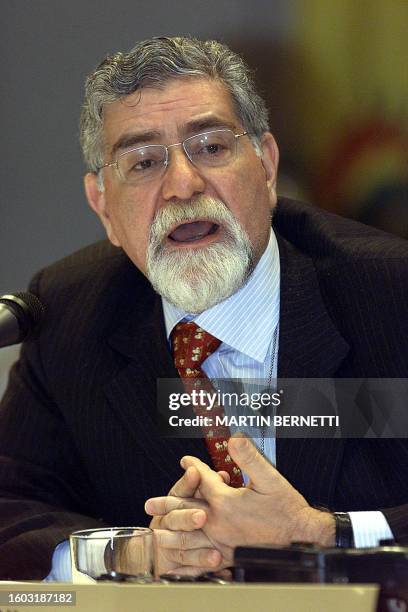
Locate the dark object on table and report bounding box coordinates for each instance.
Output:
[234,543,408,612]
[96,570,153,584]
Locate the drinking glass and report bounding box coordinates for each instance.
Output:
[70,527,154,583]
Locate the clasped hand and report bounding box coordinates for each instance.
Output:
[145,436,334,576]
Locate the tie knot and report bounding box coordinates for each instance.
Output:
[171,322,221,374]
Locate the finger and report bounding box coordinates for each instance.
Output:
[165,465,227,505]
[153,529,221,577]
[194,469,229,499]
[163,565,222,577]
[217,470,231,485]
[155,530,220,567]
[147,508,207,531]
[181,456,214,473]
[181,456,227,499]
[168,466,201,498]
[150,515,164,529]
[145,495,208,516]
[171,465,229,495]
[160,546,221,569]
[154,529,211,550]
[228,434,279,493]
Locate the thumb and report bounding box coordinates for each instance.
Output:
[228,435,278,493]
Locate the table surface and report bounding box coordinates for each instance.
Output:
[0,581,379,612]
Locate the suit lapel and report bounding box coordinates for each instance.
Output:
[105,276,208,485]
[275,232,349,507]
[276,232,349,378]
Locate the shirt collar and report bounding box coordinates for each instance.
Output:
[162,229,280,363]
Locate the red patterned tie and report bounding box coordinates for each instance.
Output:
[171,321,244,488]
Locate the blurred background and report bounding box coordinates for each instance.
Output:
[1,0,407,393]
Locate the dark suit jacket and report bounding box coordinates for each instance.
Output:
[0,198,407,580]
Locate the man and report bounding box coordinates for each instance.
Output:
[0,36,407,581]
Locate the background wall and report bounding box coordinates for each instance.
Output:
[0,0,294,294]
[1,0,407,395]
[0,0,295,394]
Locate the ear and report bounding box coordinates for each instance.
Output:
[260,132,279,206]
[84,172,121,247]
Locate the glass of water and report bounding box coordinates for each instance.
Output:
[70,527,154,583]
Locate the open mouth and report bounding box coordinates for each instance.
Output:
[167,220,220,244]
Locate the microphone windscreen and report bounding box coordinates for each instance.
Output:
[0,292,45,341]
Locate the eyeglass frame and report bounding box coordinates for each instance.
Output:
[96,129,249,184]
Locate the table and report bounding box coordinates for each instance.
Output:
[0,581,379,612]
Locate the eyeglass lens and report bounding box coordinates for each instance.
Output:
[117,129,238,184]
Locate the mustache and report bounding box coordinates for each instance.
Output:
[149,196,233,243]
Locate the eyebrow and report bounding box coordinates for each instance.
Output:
[183,117,237,134]
[111,130,162,156]
[110,116,238,157]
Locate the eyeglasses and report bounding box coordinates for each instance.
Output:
[97,129,248,186]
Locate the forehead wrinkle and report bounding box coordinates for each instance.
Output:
[109,113,239,157]
[102,79,241,159]
[118,86,232,119]
[106,77,233,119]
[125,99,217,120]
[146,95,195,109]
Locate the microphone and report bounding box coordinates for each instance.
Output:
[0,292,45,348]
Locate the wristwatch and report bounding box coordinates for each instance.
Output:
[333,512,355,548]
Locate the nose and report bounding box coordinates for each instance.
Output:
[160,147,205,201]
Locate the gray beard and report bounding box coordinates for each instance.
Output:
[146,196,254,313]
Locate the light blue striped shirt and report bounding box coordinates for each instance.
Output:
[163,230,280,467]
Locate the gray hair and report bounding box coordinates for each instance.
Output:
[79,36,270,175]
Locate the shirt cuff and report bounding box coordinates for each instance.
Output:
[43,540,72,582]
[349,511,394,547]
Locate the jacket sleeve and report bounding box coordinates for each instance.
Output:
[382,505,408,544]
[0,273,106,580]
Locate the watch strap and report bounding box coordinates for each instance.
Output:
[334,512,355,548]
